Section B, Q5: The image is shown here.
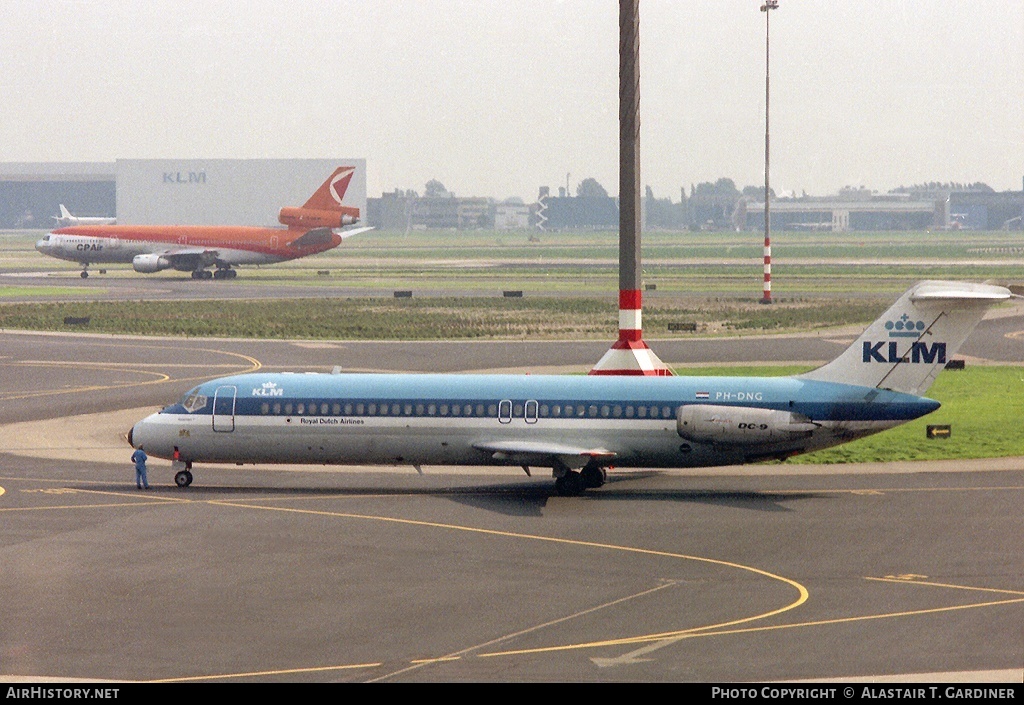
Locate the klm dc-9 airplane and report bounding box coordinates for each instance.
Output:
[128,281,1010,495]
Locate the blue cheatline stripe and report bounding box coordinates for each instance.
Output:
[162,370,940,423]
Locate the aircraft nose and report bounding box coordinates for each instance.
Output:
[35,238,49,252]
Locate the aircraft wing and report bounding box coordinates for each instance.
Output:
[148,247,220,269]
[472,440,617,468]
[288,227,335,248]
[157,247,212,257]
[161,247,219,263]
[288,226,373,249]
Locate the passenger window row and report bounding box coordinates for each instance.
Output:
[254,400,677,420]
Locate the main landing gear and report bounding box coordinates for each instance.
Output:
[174,462,194,488]
[553,461,607,497]
[191,268,236,280]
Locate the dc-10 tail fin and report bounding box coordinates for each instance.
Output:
[278,166,361,229]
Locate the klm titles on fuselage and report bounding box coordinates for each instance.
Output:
[298,417,365,426]
[163,171,207,185]
[252,383,284,397]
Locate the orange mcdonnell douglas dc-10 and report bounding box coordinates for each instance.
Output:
[35,166,370,279]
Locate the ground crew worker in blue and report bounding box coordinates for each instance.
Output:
[132,446,151,489]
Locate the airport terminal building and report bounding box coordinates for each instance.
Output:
[0,159,367,229]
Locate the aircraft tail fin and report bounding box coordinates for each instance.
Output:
[278,166,360,229]
[302,166,355,210]
[798,281,1011,395]
[53,204,73,223]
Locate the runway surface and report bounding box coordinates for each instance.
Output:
[1,309,1023,682]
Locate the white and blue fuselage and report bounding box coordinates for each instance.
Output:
[129,281,1011,494]
[130,371,937,468]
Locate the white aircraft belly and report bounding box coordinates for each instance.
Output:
[140,413,762,469]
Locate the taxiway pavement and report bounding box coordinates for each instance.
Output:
[1,313,1022,683]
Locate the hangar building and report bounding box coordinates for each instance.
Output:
[0,162,116,229]
[0,159,367,229]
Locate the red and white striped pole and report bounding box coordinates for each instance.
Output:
[760,0,778,305]
[590,289,672,376]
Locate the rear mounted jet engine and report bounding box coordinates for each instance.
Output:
[278,207,359,228]
[677,404,818,445]
[132,254,173,273]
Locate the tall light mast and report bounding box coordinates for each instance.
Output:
[590,0,672,376]
[760,0,778,305]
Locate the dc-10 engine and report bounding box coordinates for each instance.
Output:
[677,404,818,445]
[132,253,173,273]
[278,206,359,229]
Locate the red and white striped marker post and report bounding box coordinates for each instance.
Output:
[759,0,778,305]
[589,289,673,376]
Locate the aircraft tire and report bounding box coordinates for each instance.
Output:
[80,271,89,279]
[581,464,606,488]
[174,470,193,488]
[555,471,585,497]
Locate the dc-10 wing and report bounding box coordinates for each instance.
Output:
[337,226,373,241]
[472,440,617,469]
[131,247,219,274]
[157,246,216,259]
[289,226,374,249]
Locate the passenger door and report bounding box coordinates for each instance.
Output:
[212,385,237,432]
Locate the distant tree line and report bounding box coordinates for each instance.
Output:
[891,182,994,194]
[372,176,1013,231]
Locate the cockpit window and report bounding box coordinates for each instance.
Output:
[181,389,208,413]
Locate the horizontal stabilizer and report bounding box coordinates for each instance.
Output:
[910,282,1013,303]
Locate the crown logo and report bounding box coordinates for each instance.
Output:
[885,314,925,338]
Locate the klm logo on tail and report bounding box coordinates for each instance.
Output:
[863,341,946,364]
[864,313,945,363]
[885,313,926,338]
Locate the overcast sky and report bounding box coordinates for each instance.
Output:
[2,1,1021,201]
